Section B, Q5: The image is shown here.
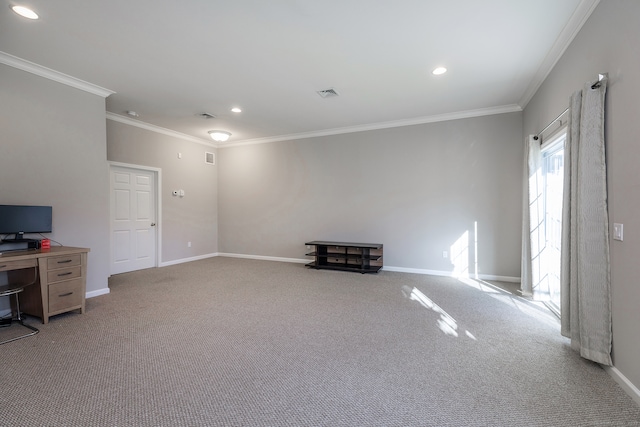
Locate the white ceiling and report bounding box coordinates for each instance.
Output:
[0,0,598,145]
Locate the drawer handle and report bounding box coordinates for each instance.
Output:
[0,265,5,269]
[57,272,73,277]
[57,259,73,264]
[59,292,73,297]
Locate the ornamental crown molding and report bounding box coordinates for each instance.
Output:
[0,51,114,98]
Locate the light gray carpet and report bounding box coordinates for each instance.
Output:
[1,257,639,426]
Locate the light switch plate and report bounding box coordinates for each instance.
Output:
[613,223,623,241]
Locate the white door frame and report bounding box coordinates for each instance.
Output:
[109,161,162,273]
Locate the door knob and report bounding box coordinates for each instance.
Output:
[151,223,156,226]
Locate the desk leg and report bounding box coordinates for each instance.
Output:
[39,259,49,323]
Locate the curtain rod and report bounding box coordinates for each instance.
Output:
[534,73,607,140]
[534,108,569,140]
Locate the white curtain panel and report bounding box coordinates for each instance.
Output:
[521,135,542,297]
[560,78,612,366]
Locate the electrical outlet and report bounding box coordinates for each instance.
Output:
[188,241,191,247]
[443,251,448,258]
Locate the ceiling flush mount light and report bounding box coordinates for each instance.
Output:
[11,5,39,19]
[432,67,447,75]
[126,110,139,117]
[208,130,231,142]
[231,107,242,113]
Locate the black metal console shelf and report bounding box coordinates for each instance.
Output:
[305,241,383,274]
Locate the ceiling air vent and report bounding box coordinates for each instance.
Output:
[317,88,340,98]
[198,113,216,119]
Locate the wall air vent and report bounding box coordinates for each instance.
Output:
[198,113,216,119]
[205,152,215,165]
[317,88,340,98]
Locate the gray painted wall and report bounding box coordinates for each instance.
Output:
[523,0,640,391]
[0,64,110,296]
[9,0,635,396]
[219,112,523,279]
[106,120,218,262]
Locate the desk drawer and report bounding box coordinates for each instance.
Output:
[47,266,82,283]
[47,254,82,270]
[0,258,37,272]
[48,279,83,313]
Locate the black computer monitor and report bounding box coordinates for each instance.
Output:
[0,205,52,241]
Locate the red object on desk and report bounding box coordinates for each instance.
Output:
[40,239,51,250]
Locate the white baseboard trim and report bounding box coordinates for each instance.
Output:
[383,265,521,283]
[383,266,451,276]
[86,288,110,299]
[212,254,521,282]
[382,265,451,276]
[217,253,309,264]
[603,365,640,406]
[159,252,219,267]
[475,274,521,283]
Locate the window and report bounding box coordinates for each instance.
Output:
[540,131,565,314]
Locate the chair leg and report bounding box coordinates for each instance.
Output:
[0,293,39,345]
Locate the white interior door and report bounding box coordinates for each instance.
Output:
[110,166,157,274]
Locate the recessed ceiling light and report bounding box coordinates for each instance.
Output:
[231,107,242,113]
[432,67,447,75]
[11,5,39,19]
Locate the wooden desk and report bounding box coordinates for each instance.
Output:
[0,246,89,324]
